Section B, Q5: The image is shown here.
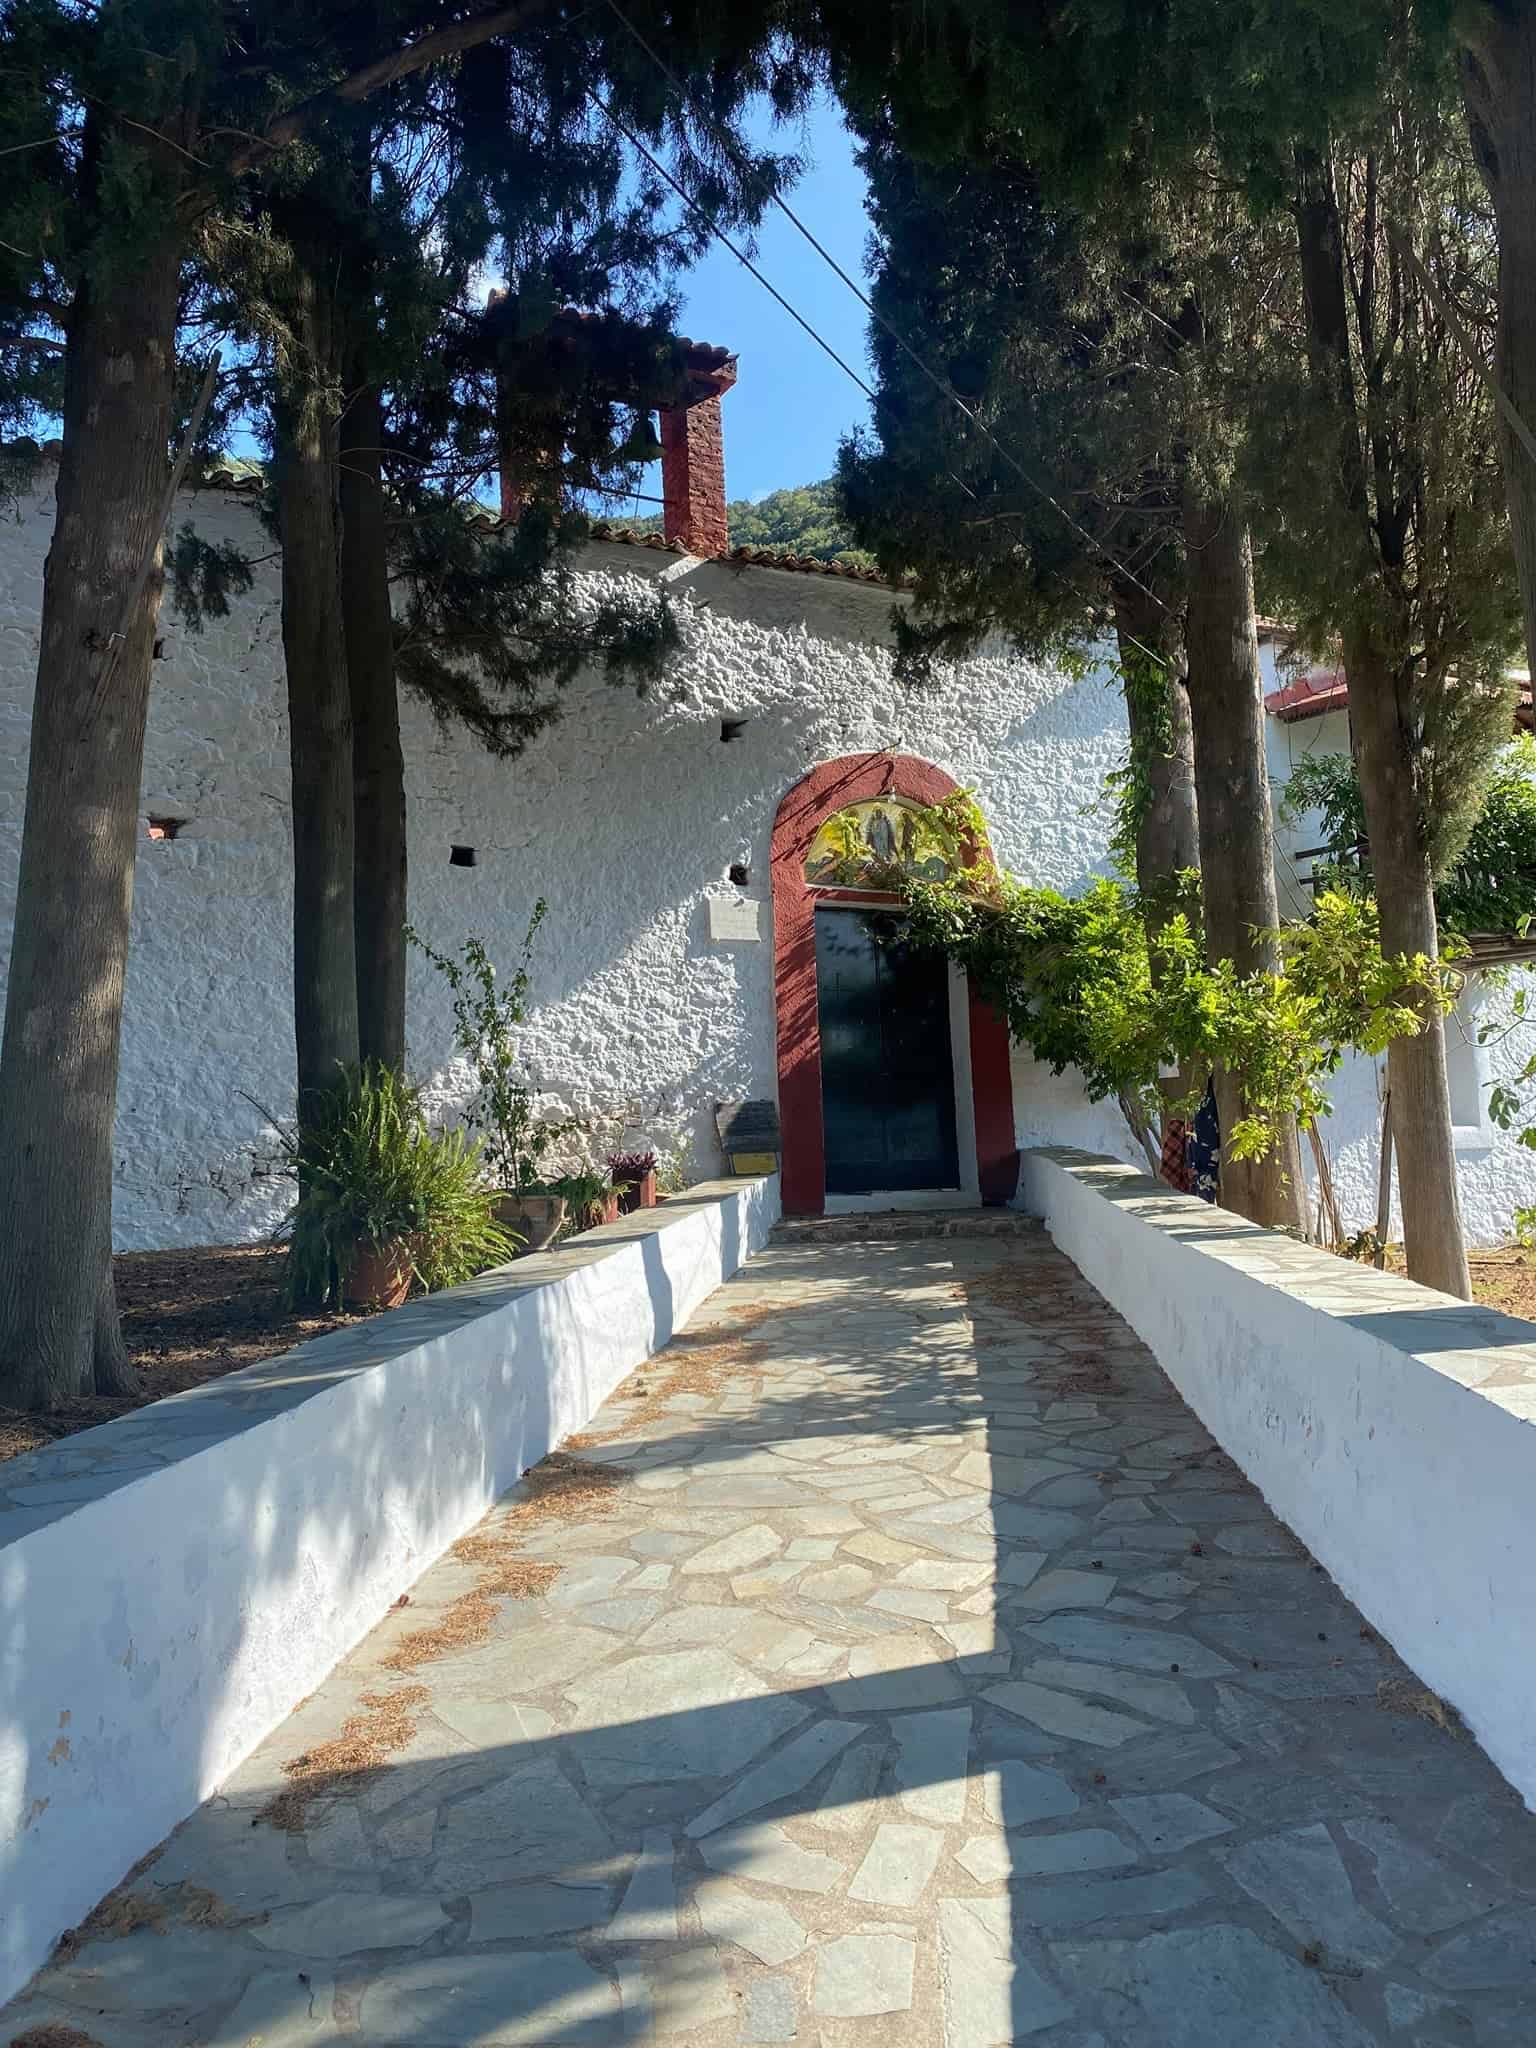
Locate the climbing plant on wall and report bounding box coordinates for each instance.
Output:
[879,793,1461,1167]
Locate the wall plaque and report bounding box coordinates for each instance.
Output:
[707,895,763,943]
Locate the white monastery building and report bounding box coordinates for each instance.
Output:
[3,343,1535,1250]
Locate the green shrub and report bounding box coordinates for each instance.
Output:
[406,905,579,1193]
[546,1168,619,1231]
[280,1064,516,1305]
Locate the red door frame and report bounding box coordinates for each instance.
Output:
[770,751,1016,1216]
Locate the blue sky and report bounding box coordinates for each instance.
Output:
[226,92,875,507]
[656,89,875,508]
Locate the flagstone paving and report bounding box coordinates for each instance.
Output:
[7,1222,1536,2046]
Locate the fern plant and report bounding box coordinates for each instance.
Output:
[277,1064,515,1306]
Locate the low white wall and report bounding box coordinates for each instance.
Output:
[0,1176,778,2004]
[1020,1148,1536,1809]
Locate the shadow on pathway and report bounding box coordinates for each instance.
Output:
[4,1228,1534,2046]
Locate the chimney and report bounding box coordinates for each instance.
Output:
[660,346,737,558]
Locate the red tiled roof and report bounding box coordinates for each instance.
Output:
[1264,668,1350,722]
[484,298,737,400]
[1265,667,1535,727]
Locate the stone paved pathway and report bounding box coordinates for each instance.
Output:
[7,1223,1536,2047]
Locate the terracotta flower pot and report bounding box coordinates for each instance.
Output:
[616,1170,657,1215]
[493,1192,567,1253]
[344,1236,419,1311]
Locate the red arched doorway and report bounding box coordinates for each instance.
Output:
[770,751,1017,1216]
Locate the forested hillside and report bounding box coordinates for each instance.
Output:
[624,479,874,568]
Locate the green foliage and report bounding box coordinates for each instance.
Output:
[654,1140,692,1196]
[628,479,873,568]
[407,904,577,1193]
[546,1168,620,1231]
[1481,977,1536,1175]
[392,498,681,756]
[729,482,874,566]
[279,1063,514,1306]
[832,117,1167,686]
[1241,56,1523,873]
[1103,646,1181,879]
[1282,742,1536,937]
[885,793,1458,1163]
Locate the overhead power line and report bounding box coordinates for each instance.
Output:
[597,0,1171,616]
[587,90,880,408]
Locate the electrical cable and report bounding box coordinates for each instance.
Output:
[597,0,1171,614]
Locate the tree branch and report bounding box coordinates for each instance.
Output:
[220,0,554,178]
[1387,221,1536,471]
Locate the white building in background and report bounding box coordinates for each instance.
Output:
[2,347,1535,1249]
[1263,657,1536,1246]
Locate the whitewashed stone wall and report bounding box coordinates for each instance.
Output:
[0,480,1138,1250]
[5,471,1527,1249]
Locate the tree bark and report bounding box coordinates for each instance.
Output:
[1181,481,1307,1233]
[1111,580,1200,911]
[275,246,360,1115]
[0,194,178,1406]
[340,378,408,1070]
[1294,144,1472,1297]
[1113,577,1200,1157]
[1346,627,1472,1296]
[1462,13,1536,681]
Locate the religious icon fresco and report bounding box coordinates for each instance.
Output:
[804,799,952,887]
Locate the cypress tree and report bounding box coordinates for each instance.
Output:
[0,0,803,1404]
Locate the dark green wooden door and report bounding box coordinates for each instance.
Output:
[814,907,960,1193]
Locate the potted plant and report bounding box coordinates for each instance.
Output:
[549,1168,622,1231]
[278,1064,516,1309]
[408,906,578,1251]
[610,1150,658,1213]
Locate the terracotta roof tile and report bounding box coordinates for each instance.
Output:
[1265,665,1535,729]
[1264,668,1350,722]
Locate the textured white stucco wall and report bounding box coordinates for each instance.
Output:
[1263,671,1536,1246]
[7,473,1527,1249]
[0,482,1138,1248]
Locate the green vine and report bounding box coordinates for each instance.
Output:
[1101,647,1178,878]
[1281,740,1536,939]
[879,792,1460,1163]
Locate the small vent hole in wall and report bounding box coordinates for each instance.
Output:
[450,844,478,867]
[720,717,749,744]
[147,816,185,842]
[728,862,750,887]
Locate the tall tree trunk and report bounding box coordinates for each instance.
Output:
[1181,482,1307,1234]
[1346,629,1472,1296]
[1111,580,1200,914]
[275,249,360,1116]
[340,378,408,1071]
[1462,14,1536,680]
[1113,578,1200,1158]
[1294,146,1472,1298]
[0,190,179,1407]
